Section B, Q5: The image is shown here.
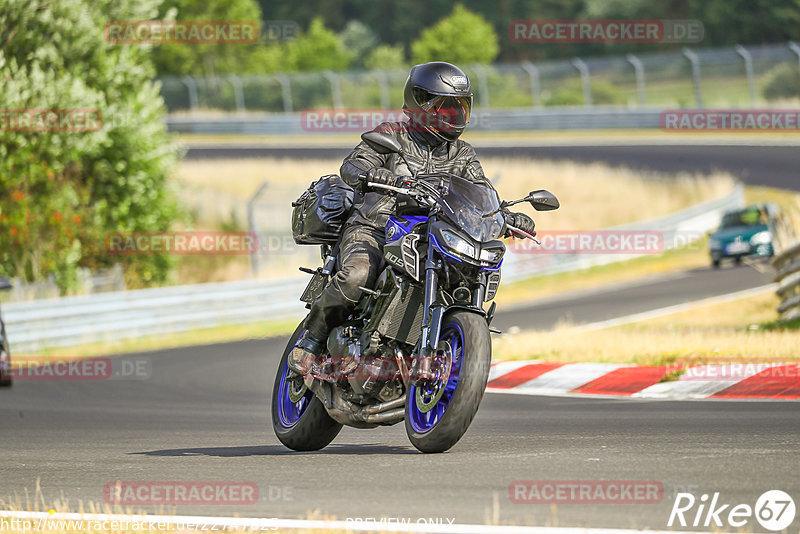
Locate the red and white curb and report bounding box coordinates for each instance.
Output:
[487,361,800,400]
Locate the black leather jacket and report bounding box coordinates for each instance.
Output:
[340,121,496,231]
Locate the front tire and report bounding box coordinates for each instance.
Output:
[271,321,342,451]
[0,343,12,388]
[405,311,491,453]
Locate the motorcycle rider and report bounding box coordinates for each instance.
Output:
[289,61,536,374]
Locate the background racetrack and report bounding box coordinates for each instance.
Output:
[185,144,800,192]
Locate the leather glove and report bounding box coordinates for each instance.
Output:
[505,211,536,236]
[365,167,399,188]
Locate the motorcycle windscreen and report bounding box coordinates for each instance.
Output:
[437,176,504,242]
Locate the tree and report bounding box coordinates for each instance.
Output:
[0,0,179,292]
[364,45,407,70]
[340,20,379,68]
[151,0,269,76]
[285,18,352,71]
[411,4,499,65]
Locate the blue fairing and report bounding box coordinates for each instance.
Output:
[386,215,428,243]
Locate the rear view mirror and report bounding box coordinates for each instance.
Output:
[0,277,12,291]
[526,190,560,211]
[361,131,402,155]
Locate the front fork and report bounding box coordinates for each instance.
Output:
[413,241,487,383]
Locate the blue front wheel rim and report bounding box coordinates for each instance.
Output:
[408,322,464,434]
[277,338,313,428]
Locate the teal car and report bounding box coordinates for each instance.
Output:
[708,204,777,268]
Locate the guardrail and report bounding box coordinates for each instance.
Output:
[773,241,800,321]
[3,187,743,352]
[503,185,743,282]
[3,277,308,352]
[165,107,667,135]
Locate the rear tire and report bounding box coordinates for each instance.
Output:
[405,311,491,453]
[271,321,342,451]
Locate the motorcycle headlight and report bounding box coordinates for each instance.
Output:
[440,229,476,258]
[480,247,504,264]
[750,231,772,246]
[708,238,722,250]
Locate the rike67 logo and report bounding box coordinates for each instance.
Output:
[669,490,796,531]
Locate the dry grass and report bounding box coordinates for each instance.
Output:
[482,159,735,230]
[173,157,735,230]
[493,292,800,365]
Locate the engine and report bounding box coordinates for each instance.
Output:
[325,325,405,404]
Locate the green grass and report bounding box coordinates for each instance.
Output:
[758,316,800,331]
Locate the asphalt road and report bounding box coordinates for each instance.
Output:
[185,144,800,191]
[3,263,795,531]
[492,262,769,332]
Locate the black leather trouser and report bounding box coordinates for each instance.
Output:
[305,224,386,340]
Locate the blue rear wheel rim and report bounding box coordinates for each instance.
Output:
[277,335,313,428]
[408,321,464,434]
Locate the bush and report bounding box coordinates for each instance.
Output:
[285,18,352,72]
[0,0,180,292]
[545,80,623,106]
[762,63,800,101]
[364,45,407,70]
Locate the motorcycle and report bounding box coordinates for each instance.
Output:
[271,131,559,453]
[0,276,13,387]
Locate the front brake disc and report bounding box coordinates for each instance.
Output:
[415,341,453,413]
[287,371,308,403]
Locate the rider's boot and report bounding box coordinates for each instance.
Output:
[288,331,325,375]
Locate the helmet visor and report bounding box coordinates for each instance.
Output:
[413,88,472,130]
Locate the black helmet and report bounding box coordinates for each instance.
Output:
[403,61,473,144]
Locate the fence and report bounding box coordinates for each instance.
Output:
[773,241,800,321]
[2,187,741,352]
[158,43,800,114]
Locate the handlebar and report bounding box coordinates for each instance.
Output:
[506,224,540,244]
[366,182,415,195]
